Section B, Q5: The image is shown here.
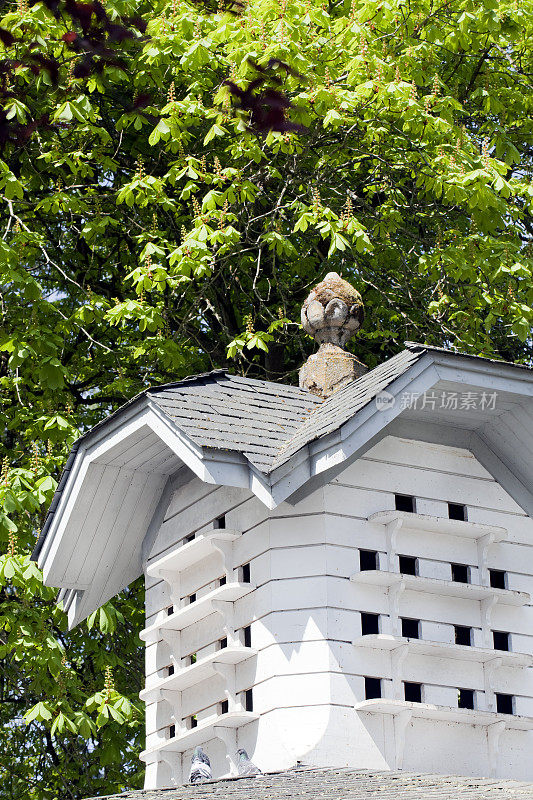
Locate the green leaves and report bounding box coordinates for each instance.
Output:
[1,0,533,796]
[148,118,171,145]
[106,299,165,332]
[0,161,24,199]
[86,684,138,729]
[38,357,67,390]
[25,701,53,724]
[52,96,96,125]
[180,40,211,70]
[0,554,21,580]
[87,602,125,635]
[203,123,227,145]
[227,328,274,359]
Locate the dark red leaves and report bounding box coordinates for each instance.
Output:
[72,55,93,77]
[0,0,140,151]
[38,0,61,14]
[64,0,98,35]
[132,92,152,109]
[126,16,147,34]
[106,23,133,43]
[224,60,307,134]
[0,27,15,47]
[248,58,304,81]
[29,53,59,83]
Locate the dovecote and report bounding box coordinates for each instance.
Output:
[34,324,533,787]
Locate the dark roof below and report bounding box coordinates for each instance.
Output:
[85,766,533,800]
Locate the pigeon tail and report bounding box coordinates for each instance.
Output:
[189,762,212,784]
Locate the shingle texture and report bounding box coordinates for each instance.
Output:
[148,346,423,473]
[84,766,533,800]
[148,373,322,473]
[272,347,421,468]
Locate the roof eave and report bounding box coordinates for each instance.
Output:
[268,349,533,508]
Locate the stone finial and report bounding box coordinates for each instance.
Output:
[299,272,367,398]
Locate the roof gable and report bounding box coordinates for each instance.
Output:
[33,344,533,626]
[272,347,421,470]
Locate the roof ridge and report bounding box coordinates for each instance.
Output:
[147,369,228,393]
[404,341,533,371]
[269,348,422,472]
[149,370,320,399]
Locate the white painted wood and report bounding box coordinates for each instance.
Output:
[68,473,166,626]
[389,419,533,523]
[92,474,166,610]
[369,511,507,541]
[140,711,259,762]
[125,439,169,470]
[433,362,533,398]
[147,532,239,579]
[353,634,533,666]
[141,583,254,643]
[73,470,150,586]
[104,429,159,467]
[145,435,533,786]
[362,436,494,479]
[356,698,533,729]
[141,647,257,701]
[61,467,134,584]
[350,570,530,605]
[35,349,533,789]
[41,457,99,581]
[335,459,523,513]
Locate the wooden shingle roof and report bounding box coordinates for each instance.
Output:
[85,766,533,800]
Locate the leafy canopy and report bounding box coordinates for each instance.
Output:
[1,0,533,795]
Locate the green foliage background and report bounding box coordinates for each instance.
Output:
[1,0,533,795]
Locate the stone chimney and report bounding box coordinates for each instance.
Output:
[299,271,367,399]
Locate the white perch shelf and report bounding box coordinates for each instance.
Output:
[140,711,259,762]
[350,570,530,606]
[368,511,507,541]
[353,634,533,667]
[140,582,254,643]
[355,698,533,730]
[146,531,239,579]
[140,646,257,702]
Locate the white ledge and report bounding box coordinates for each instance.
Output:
[147,530,239,580]
[350,570,530,606]
[140,582,254,643]
[355,699,533,730]
[368,511,507,541]
[140,647,257,702]
[140,711,259,762]
[353,634,533,667]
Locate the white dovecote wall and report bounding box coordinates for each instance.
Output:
[140,435,533,788]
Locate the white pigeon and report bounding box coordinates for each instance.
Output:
[236,748,262,776]
[189,746,212,783]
